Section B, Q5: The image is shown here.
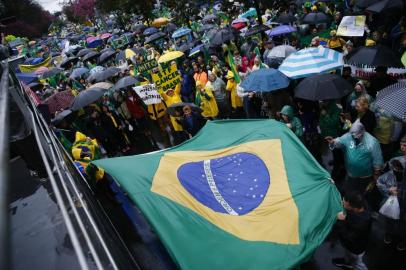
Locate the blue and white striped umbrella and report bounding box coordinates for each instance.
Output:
[278,46,344,79]
[375,82,406,122]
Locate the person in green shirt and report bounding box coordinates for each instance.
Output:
[326,121,384,194]
[279,105,304,139]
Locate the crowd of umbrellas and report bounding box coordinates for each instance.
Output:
[10,0,406,124]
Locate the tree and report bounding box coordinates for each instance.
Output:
[95,0,154,28]
[1,0,54,38]
[62,0,95,23]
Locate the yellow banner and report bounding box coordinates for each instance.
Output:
[19,57,52,73]
[152,64,181,92]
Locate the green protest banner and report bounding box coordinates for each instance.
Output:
[137,59,159,73]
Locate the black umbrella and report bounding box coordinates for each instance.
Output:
[346,45,403,68]
[51,109,73,125]
[99,50,116,64]
[77,48,93,57]
[209,28,236,47]
[114,76,139,90]
[178,43,194,53]
[198,24,216,33]
[202,14,218,23]
[294,74,353,101]
[354,0,380,8]
[302,12,330,24]
[87,67,121,83]
[100,47,115,54]
[70,67,89,79]
[366,0,404,13]
[144,32,166,44]
[70,88,108,111]
[41,68,64,79]
[166,102,202,117]
[164,23,178,34]
[132,24,146,34]
[60,57,79,69]
[275,13,297,24]
[244,24,270,37]
[82,51,100,62]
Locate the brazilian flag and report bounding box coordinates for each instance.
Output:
[94,120,341,269]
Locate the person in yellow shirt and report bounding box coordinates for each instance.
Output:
[160,83,188,144]
[195,81,218,119]
[225,70,243,116]
[327,30,346,51]
[160,83,183,132]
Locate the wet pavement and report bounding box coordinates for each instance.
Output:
[9,157,82,270]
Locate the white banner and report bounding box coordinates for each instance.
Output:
[346,65,406,81]
[337,16,366,37]
[133,84,162,105]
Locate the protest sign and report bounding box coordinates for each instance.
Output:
[133,84,162,105]
[152,64,181,92]
[137,59,158,73]
[337,16,366,37]
[346,65,406,81]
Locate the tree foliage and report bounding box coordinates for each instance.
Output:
[62,0,95,23]
[1,0,54,38]
[95,0,154,23]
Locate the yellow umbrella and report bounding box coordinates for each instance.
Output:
[152,17,169,27]
[125,49,136,59]
[158,51,184,63]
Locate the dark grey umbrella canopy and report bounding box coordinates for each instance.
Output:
[366,0,404,12]
[244,24,270,37]
[41,68,64,79]
[198,24,216,33]
[294,73,353,101]
[144,32,166,44]
[70,67,90,79]
[302,12,330,24]
[77,48,93,57]
[355,0,380,8]
[87,67,121,83]
[99,50,116,64]
[114,76,139,90]
[60,57,79,69]
[346,45,403,68]
[82,51,100,62]
[51,109,73,125]
[276,13,297,24]
[209,28,236,47]
[70,88,108,111]
[202,14,218,23]
[164,23,178,34]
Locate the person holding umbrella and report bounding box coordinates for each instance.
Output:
[181,105,206,138]
[160,83,187,144]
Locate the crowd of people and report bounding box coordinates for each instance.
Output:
[3,0,406,269]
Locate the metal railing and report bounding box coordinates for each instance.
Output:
[0,60,10,270]
[6,60,140,269]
